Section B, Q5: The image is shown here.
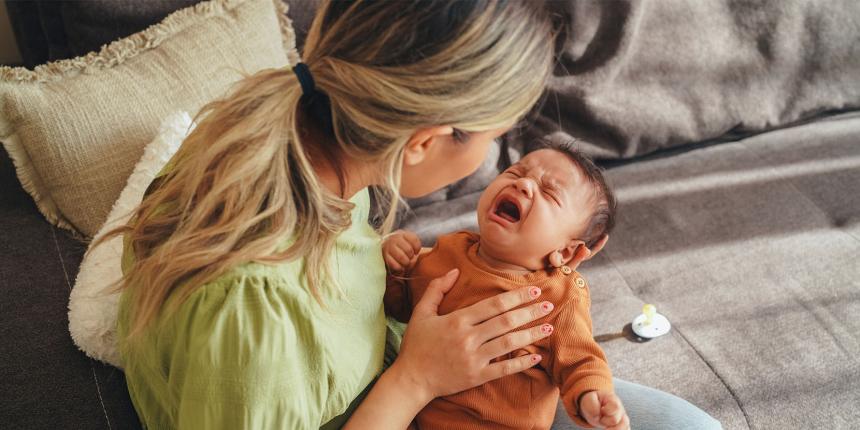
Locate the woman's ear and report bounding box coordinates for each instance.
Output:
[403,125,454,166]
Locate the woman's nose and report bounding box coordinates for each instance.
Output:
[514,177,535,198]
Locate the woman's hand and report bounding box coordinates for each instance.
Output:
[389,268,554,402]
[344,267,553,429]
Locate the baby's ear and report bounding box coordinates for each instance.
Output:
[588,234,609,257]
[551,234,610,271]
[548,239,586,270]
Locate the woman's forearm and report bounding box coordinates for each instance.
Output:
[343,361,432,430]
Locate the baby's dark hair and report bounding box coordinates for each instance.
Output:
[536,139,617,249]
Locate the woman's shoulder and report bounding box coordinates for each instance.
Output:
[119,264,329,423]
[143,263,320,358]
[176,260,313,314]
[119,257,312,335]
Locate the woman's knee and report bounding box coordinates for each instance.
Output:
[612,378,723,430]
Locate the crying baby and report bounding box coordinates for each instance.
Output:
[383,142,628,430]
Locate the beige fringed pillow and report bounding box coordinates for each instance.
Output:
[0,0,300,238]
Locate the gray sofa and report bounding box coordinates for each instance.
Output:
[398,110,860,430]
[2,1,859,429]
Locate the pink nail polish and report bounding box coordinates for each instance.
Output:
[529,287,541,298]
[541,324,554,334]
[531,354,541,363]
[541,302,554,312]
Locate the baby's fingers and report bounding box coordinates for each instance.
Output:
[605,413,629,430]
[394,239,418,263]
[599,395,627,429]
[383,253,403,272]
[600,402,623,425]
[599,412,622,428]
[578,391,602,428]
[388,244,413,267]
[402,231,422,253]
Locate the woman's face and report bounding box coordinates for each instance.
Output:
[399,125,512,198]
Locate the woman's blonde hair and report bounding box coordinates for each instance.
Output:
[91,0,556,345]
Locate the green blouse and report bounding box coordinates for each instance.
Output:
[116,166,390,429]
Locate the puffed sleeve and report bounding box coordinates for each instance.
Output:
[167,272,326,429]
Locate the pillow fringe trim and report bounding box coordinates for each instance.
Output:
[0,0,297,83]
[0,138,85,238]
[275,1,301,66]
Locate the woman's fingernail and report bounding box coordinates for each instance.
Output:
[541,302,554,313]
[531,354,542,363]
[529,287,541,298]
[447,268,459,277]
[541,324,554,334]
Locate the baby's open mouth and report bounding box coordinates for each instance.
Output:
[494,198,521,223]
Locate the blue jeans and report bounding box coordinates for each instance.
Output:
[551,378,723,430]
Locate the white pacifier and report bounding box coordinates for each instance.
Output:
[631,304,671,339]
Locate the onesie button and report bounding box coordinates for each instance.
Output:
[560,266,572,275]
[575,277,586,288]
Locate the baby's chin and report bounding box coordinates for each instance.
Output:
[477,226,546,271]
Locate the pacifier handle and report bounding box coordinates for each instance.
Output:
[643,304,656,326]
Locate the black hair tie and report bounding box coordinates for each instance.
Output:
[292,62,334,137]
[293,62,316,97]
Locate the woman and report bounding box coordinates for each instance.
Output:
[94,1,722,429]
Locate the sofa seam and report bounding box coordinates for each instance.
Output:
[667,322,752,430]
[52,225,113,430]
[601,250,752,430]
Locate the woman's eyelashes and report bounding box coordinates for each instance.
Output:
[452,128,470,143]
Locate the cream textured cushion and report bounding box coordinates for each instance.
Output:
[68,111,194,368]
[0,0,299,238]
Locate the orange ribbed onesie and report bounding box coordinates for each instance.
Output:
[384,231,613,430]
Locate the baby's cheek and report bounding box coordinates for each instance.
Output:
[522,214,557,253]
[516,224,545,256]
[476,185,499,215]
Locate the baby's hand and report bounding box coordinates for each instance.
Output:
[382,230,422,272]
[579,390,629,430]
